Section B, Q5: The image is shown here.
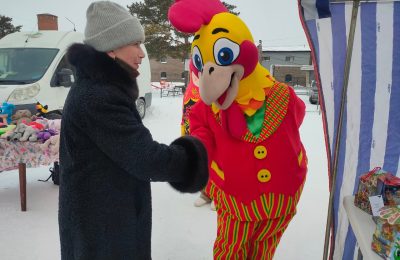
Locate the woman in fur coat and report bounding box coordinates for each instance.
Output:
[58,2,208,259]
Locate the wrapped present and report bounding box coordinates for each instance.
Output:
[372,234,393,259]
[377,174,400,207]
[372,206,400,259]
[374,206,400,245]
[354,167,386,214]
[389,233,400,260]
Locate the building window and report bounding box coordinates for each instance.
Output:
[285,74,293,83]
[285,56,294,62]
[263,56,270,61]
[160,57,167,64]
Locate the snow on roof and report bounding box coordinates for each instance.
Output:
[0,31,83,49]
[262,45,311,52]
[37,13,57,17]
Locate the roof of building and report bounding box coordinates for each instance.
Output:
[262,45,311,52]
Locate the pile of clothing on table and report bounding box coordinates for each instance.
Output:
[0,102,62,154]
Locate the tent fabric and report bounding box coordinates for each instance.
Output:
[299,0,400,259]
[300,0,331,20]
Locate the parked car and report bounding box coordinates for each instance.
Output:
[308,81,319,105]
[309,87,319,104]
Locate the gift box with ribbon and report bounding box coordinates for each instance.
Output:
[354,167,387,214]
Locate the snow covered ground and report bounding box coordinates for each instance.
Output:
[0,89,328,260]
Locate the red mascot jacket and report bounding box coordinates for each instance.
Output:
[190,83,308,221]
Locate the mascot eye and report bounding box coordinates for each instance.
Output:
[192,46,203,72]
[213,38,240,66]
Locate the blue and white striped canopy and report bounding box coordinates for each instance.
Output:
[299,0,400,259]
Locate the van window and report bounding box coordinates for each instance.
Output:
[50,55,75,87]
[0,48,58,85]
[0,52,7,75]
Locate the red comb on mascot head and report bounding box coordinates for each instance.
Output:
[169,0,308,259]
[168,0,228,33]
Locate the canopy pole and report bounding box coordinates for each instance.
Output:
[323,0,360,259]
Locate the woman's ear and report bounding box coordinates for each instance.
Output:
[107,50,116,60]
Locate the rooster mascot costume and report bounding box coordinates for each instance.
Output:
[169,0,308,258]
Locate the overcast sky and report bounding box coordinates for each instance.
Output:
[1,0,308,48]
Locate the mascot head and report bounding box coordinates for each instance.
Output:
[169,0,264,111]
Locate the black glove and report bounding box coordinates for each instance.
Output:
[169,136,209,193]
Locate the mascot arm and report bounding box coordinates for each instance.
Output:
[189,103,216,161]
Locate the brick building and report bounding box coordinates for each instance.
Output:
[271,65,308,87]
[260,45,314,87]
[149,57,186,83]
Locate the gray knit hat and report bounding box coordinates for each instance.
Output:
[84,1,145,52]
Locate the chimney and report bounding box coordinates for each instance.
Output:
[257,40,263,63]
[37,14,58,31]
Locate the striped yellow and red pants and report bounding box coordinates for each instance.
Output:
[213,210,294,260]
[205,182,303,259]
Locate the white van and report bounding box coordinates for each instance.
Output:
[0,31,152,118]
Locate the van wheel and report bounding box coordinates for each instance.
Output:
[136,98,146,119]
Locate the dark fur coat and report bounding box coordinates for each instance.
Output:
[59,44,208,260]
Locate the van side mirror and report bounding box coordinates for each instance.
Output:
[57,68,74,87]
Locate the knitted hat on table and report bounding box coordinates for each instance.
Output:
[84,1,145,52]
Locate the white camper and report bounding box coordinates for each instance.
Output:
[0,31,152,118]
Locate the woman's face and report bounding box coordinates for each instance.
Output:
[108,42,145,70]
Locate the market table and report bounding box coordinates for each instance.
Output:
[0,138,59,211]
[343,195,381,260]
